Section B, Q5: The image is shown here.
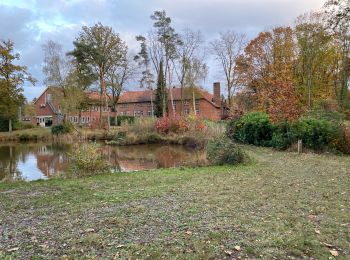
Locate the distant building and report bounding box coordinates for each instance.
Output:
[31,82,228,126]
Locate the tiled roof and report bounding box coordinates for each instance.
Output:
[117,87,220,107]
[38,87,221,108]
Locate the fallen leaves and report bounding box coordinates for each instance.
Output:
[224,250,233,256]
[330,250,339,257]
[224,245,241,256]
[321,242,335,248]
[7,247,19,252]
[308,214,316,221]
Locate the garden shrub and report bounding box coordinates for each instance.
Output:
[68,143,109,177]
[292,118,342,151]
[51,122,74,135]
[230,112,274,146]
[270,122,294,150]
[155,116,205,134]
[207,136,246,165]
[156,116,190,134]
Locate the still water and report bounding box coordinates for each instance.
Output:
[0,143,206,181]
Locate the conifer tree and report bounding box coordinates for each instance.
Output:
[154,60,167,117]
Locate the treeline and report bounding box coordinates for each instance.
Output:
[0,0,348,132]
[234,6,349,123]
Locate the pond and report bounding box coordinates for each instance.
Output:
[0,143,206,181]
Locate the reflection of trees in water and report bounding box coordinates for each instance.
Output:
[98,144,205,170]
[0,143,71,181]
[0,142,206,181]
[0,145,24,181]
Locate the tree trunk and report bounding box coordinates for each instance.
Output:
[307,73,312,109]
[169,87,175,117]
[162,86,166,117]
[8,119,12,132]
[114,105,118,126]
[150,91,154,117]
[192,88,196,116]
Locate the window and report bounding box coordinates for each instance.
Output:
[184,100,189,105]
[47,94,52,102]
[172,101,176,109]
[195,100,200,106]
[196,109,200,114]
[121,103,128,108]
[184,108,190,115]
[148,111,152,116]
[81,117,85,123]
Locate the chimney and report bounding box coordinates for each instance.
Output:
[213,82,221,104]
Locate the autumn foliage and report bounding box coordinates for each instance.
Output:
[155,115,205,134]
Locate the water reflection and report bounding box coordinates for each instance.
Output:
[0,143,206,181]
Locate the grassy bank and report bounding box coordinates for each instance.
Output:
[0,146,349,259]
[0,128,52,142]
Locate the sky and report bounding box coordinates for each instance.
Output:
[0,0,325,101]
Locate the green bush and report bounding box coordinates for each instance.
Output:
[68,143,109,177]
[51,122,74,136]
[270,122,294,150]
[292,118,341,151]
[207,136,246,165]
[111,116,135,126]
[229,112,274,146]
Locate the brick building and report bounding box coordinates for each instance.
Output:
[31,82,227,126]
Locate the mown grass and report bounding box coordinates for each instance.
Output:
[0,146,349,259]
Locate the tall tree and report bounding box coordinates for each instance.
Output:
[0,40,35,132]
[324,0,350,107]
[149,11,181,114]
[183,58,208,115]
[134,35,155,116]
[237,27,302,122]
[107,49,135,122]
[69,23,125,128]
[210,31,246,106]
[154,60,167,117]
[295,12,333,108]
[174,29,205,115]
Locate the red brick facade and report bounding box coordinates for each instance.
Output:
[32,83,227,126]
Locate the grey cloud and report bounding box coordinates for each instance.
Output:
[1,0,325,100]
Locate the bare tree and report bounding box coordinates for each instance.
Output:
[184,58,208,115]
[107,50,136,123]
[210,31,246,106]
[42,40,70,88]
[42,40,83,122]
[174,29,205,114]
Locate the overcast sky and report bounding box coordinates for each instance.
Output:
[0,0,325,101]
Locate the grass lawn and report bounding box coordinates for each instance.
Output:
[0,146,349,259]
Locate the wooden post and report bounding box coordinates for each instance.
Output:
[298,139,303,154]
